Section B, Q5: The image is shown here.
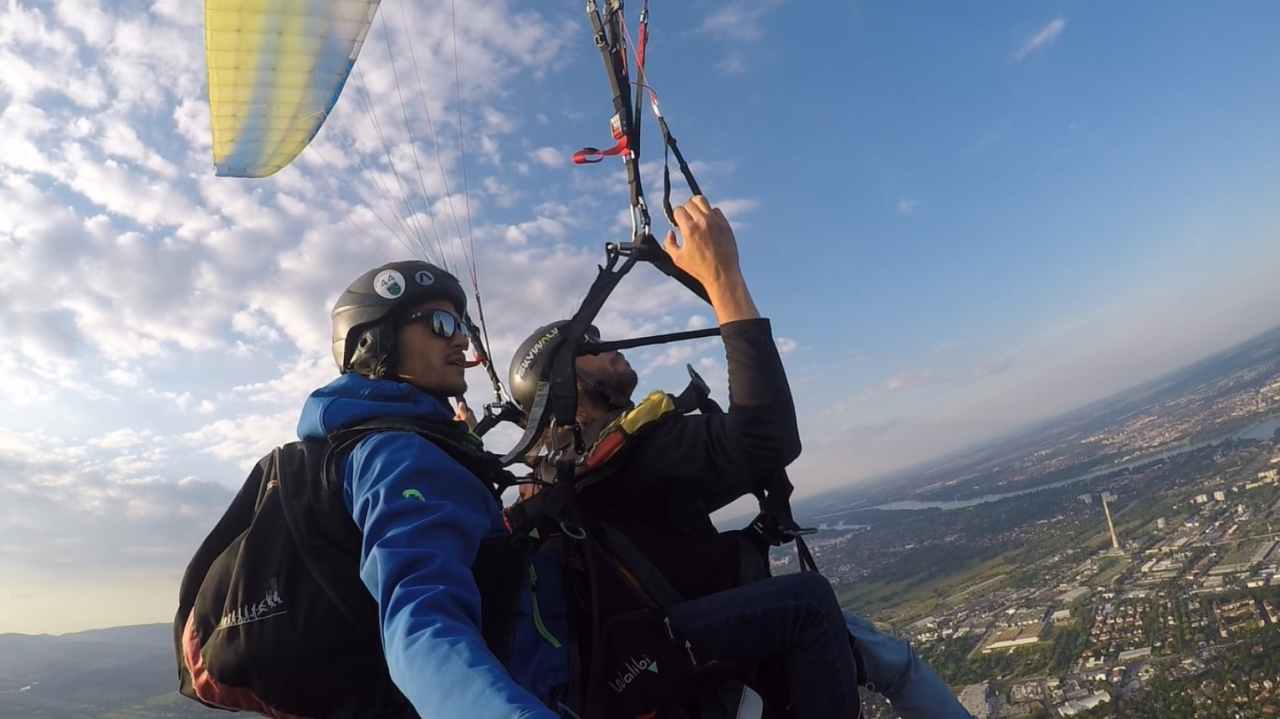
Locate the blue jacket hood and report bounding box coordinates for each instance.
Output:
[297,373,457,442]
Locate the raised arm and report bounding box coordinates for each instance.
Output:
[636,197,803,499]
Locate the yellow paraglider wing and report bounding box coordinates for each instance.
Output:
[204,0,381,178]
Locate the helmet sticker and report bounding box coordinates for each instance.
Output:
[415,269,435,286]
[373,269,406,299]
[517,327,560,378]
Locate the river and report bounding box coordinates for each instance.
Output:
[867,414,1280,512]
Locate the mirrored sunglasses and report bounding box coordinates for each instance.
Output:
[397,309,470,340]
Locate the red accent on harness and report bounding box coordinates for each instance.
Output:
[585,431,627,469]
[574,133,630,165]
[182,614,312,719]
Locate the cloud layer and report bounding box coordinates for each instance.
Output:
[0,0,743,633]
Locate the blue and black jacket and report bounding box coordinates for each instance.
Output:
[297,374,569,719]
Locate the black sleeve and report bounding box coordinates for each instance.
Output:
[618,318,801,508]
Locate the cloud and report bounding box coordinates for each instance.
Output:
[880,369,936,393]
[0,0,713,634]
[1014,18,1067,62]
[978,356,1015,377]
[182,411,301,470]
[821,369,940,418]
[970,120,1011,154]
[530,146,564,169]
[714,198,761,222]
[717,54,746,76]
[696,0,786,42]
[642,343,698,374]
[795,242,1280,494]
[897,198,922,215]
[227,356,340,406]
[0,431,235,571]
[88,428,154,450]
[693,0,785,74]
[0,426,240,634]
[776,338,797,355]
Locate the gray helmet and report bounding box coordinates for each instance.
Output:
[331,260,468,377]
[508,320,633,414]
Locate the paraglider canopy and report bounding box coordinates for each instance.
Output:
[205,0,379,178]
[203,0,513,404]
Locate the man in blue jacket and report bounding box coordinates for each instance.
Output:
[298,260,569,719]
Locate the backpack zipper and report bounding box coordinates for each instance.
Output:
[528,564,562,648]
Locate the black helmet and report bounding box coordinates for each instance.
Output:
[331,260,468,377]
[508,320,633,414]
[508,321,585,412]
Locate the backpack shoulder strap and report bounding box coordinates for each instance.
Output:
[272,439,380,642]
[308,418,526,659]
[324,417,517,504]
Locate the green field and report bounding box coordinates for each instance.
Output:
[837,555,1012,624]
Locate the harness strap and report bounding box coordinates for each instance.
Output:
[569,503,686,610]
[319,418,529,661]
[658,117,702,227]
[577,1,703,238]
[325,417,518,503]
[475,400,526,437]
[499,254,641,470]
[575,328,722,356]
[583,0,649,231]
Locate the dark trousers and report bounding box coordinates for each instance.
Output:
[666,571,862,719]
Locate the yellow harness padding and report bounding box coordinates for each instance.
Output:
[584,391,678,469]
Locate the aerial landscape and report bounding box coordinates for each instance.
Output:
[784,324,1280,717]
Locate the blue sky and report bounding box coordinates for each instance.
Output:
[1,0,1279,634]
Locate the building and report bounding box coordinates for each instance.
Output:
[1058,587,1092,603]
[1117,646,1153,662]
[982,623,1047,652]
[1003,607,1050,627]
[1056,691,1112,716]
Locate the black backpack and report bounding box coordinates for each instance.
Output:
[174,419,525,719]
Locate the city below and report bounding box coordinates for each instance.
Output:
[784,324,1280,718]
